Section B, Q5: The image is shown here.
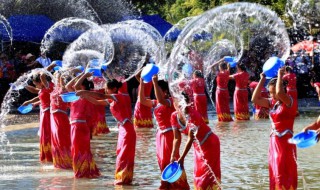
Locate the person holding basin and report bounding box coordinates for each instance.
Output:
[252,67,298,190]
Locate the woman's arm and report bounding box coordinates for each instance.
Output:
[177,128,194,169]
[82,95,109,106]
[276,67,292,106]
[208,57,224,70]
[76,90,115,101]
[22,96,40,106]
[252,73,270,108]
[303,116,320,132]
[170,129,181,162]
[40,73,49,88]
[152,75,170,107]
[74,72,92,91]
[25,85,40,94]
[138,78,153,107]
[65,73,83,92]
[46,62,56,72]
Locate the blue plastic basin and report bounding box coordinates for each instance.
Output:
[17,104,33,114]
[291,130,318,148]
[53,66,61,71]
[85,68,102,77]
[224,56,234,62]
[52,60,63,67]
[262,57,284,79]
[141,63,159,83]
[161,161,183,183]
[60,92,80,103]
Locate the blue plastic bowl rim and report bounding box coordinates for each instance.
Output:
[161,161,182,182]
[18,104,33,114]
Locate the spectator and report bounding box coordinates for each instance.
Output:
[36,51,51,68]
[25,53,41,69]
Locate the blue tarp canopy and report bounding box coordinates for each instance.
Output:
[138,14,172,37]
[0,15,54,43]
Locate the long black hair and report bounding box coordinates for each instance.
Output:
[32,73,52,83]
[82,78,94,90]
[106,79,122,92]
[158,80,170,96]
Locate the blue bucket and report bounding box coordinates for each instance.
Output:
[76,65,84,72]
[141,63,159,83]
[17,104,33,114]
[262,57,284,79]
[53,66,61,71]
[85,68,102,77]
[291,130,318,148]
[161,161,183,183]
[101,64,108,71]
[60,92,80,103]
[224,56,237,68]
[52,60,63,67]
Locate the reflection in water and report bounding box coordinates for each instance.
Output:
[0,111,319,189]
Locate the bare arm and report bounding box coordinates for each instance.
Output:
[40,73,49,88]
[177,128,194,169]
[152,75,170,106]
[252,73,270,108]
[276,67,292,106]
[135,68,143,83]
[76,90,115,100]
[65,73,83,92]
[46,62,56,72]
[22,96,40,106]
[82,95,109,106]
[25,85,40,94]
[170,129,181,163]
[303,116,320,132]
[138,78,153,107]
[208,57,224,70]
[74,72,93,91]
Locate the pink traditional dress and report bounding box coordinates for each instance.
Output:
[91,89,110,135]
[108,94,136,185]
[38,82,54,162]
[191,78,208,123]
[233,71,250,120]
[216,71,233,122]
[70,98,100,178]
[50,86,72,169]
[283,73,299,116]
[151,98,190,189]
[118,81,132,117]
[249,81,269,119]
[268,96,298,190]
[171,109,221,190]
[134,82,153,128]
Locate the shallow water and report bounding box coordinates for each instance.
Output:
[0,110,319,189]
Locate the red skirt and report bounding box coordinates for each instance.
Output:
[115,121,136,185]
[50,112,72,169]
[71,122,100,178]
[215,88,233,122]
[156,128,190,190]
[39,109,53,162]
[194,94,208,123]
[193,133,221,190]
[233,89,250,120]
[93,105,110,135]
[133,101,153,128]
[269,135,297,190]
[122,93,132,117]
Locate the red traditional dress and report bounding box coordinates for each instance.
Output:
[268,97,297,190]
[233,71,250,120]
[191,78,208,123]
[249,81,269,119]
[171,109,221,190]
[50,86,72,169]
[108,94,136,185]
[134,82,153,128]
[118,81,132,117]
[216,71,233,122]
[283,73,299,116]
[151,98,190,189]
[70,98,100,178]
[178,80,194,108]
[91,89,110,135]
[38,82,54,162]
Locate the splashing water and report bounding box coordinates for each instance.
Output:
[62,27,114,68]
[40,17,100,55]
[0,14,12,46]
[167,2,290,111]
[102,23,163,81]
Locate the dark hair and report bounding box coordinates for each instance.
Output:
[267,78,277,88]
[237,63,246,71]
[106,79,122,91]
[32,73,52,83]
[285,66,292,73]
[193,70,203,78]
[181,91,189,103]
[82,78,94,90]
[219,62,227,70]
[249,76,256,82]
[158,80,170,95]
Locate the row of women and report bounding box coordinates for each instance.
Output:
[22,62,220,189]
[212,58,299,122]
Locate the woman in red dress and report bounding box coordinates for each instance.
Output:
[23,71,54,162]
[252,68,298,190]
[77,78,136,185]
[230,64,250,120]
[191,70,208,123]
[118,80,132,117]
[249,78,269,120]
[50,72,72,169]
[215,62,233,122]
[310,79,320,105]
[139,75,190,190]
[171,93,221,190]
[134,72,153,128]
[283,66,299,116]
[65,72,100,178]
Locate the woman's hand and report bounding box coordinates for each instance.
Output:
[177,157,185,170]
[152,74,158,82]
[260,72,266,79]
[278,67,285,77]
[22,101,29,106]
[170,156,176,163]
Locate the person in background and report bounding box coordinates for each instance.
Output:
[25,53,41,69]
[283,66,299,116]
[229,64,250,120]
[252,68,298,190]
[249,76,269,119]
[36,51,52,68]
